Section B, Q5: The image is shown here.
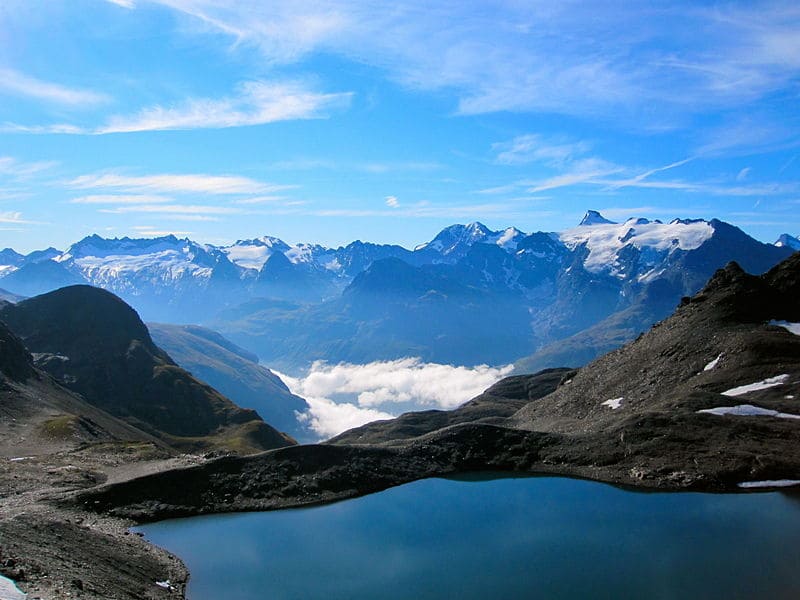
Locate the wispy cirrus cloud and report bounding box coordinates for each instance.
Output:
[493,135,591,166]
[139,1,800,127]
[68,171,292,195]
[0,155,58,179]
[96,81,352,134]
[98,203,242,215]
[6,80,351,135]
[0,68,109,107]
[0,210,43,225]
[69,194,172,205]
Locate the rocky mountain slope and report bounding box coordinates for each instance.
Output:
[0,286,294,453]
[72,253,800,525]
[0,321,166,457]
[147,323,311,441]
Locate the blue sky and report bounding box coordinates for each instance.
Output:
[0,0,798,252]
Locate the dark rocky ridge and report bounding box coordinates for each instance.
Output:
[0,286,294,453]
[69,254,800,524]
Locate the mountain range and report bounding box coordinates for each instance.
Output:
[0,212,795,370]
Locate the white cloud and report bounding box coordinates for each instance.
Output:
[602,157,694,191]
[142,1,800,124]
[131,226,193,236]
[528,158,623,193]
[232,195,290,205]
[278,358,512,439]
[95,80,352,134]
[68,172,287,195]
[0,211,33,224]
[295,397,394,440]
[98,203,241,215]
[0,68,109,107]
[493,135,591,166]
[0,156,58,178]
[69,194,172,204]
[106,0,135,7]
[385,195,399,208]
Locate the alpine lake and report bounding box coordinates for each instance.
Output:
[137,474,800,599]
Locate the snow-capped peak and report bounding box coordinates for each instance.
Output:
[63,234,187,260]
[560,218,715,276]
[775,234,800,251]
[416,222,521,256]
[579,210,616,226]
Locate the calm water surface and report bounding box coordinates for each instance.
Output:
[137,475,800,599]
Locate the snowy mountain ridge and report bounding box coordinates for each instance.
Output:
[0,211,795,325]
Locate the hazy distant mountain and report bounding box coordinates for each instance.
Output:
[215,214,791,369]
[0,286,294,453]
[775,233,800,251]
[148,323,311,441]
[0,213,792,369]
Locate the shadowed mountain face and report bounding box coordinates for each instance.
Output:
[0,286,294,453]
[148,323,311,441]
[0,320,168,456]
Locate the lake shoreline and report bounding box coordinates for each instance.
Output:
[2,431,799,600]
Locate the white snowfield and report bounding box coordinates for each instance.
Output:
[0,574,26,600]
[220,236,289,270]
[601,397,623,409]
[770,320,800,336]
[559,218,714,276]
[697,404,800,420]
[721,374,790,397]
[737,480,800,489]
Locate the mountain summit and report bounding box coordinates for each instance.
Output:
[578,210,616,226]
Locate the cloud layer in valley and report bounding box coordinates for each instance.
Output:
[277,358,513,439]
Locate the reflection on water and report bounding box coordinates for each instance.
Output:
[138,475,800,600]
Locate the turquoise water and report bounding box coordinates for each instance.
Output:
[138,475,800,599]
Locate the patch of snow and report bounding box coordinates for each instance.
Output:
[787,395,796,400]
[493,227,525,250]
[155,580,174,590]
[602,397,624,410]
[704,353,723,372]
[0,574,26,600]
[697,404,800,419]
[221,244,274,270]
[8,456,34,462]
[770,320,800,336]
[721,374,790,397]
[737,480,800,489]
[559,219,714,275]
